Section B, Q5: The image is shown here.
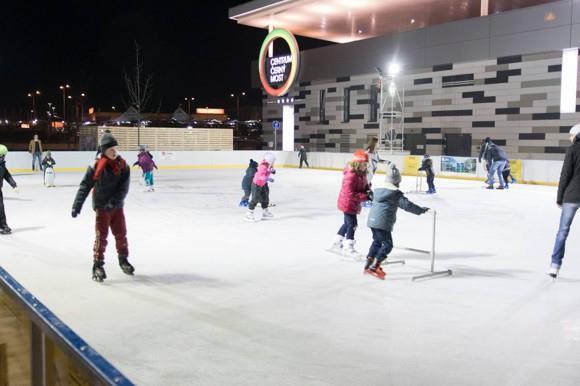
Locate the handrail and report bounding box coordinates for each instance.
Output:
[0,266,134,385]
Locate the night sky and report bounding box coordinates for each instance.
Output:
[0,0,330,118]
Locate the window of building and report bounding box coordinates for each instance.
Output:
[342,87,350,123]
[369,85,378,122]
[319,89,326,122]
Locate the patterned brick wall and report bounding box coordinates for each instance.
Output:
[262,50,580,160]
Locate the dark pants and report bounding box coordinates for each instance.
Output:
[93,208,129,261]
[502,169,513,183]
[300,158,309,168]
[248,183,269,210]
[32,152,42,171]
[0,189,7,228]
[367,228,393,263]
[337,213,357,240]
[426,172,435,191]
[551,203,580,267]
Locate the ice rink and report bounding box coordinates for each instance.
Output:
[1,165,579,386]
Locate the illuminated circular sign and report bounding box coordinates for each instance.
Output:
[258,29,300,97]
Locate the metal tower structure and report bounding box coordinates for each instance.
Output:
[378,68,405,153]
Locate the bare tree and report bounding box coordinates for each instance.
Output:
[123,41,153,116]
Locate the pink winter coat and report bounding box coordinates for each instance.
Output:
[252,161,272,187]
[337,166,370,214]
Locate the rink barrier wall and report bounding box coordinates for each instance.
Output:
[5,151,562,186]
[0,266,135,385]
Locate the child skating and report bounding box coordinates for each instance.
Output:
[71,132,134,282]
[0,145,18,235]
[330,150,372,259]
[365,163,429,279]
[133,145,158,192]
[418,154,436,194]
[244,153,276,222]
[240,158,258,207]
[42,150,57,187]
[502,160,517,188]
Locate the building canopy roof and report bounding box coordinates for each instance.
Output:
[229,0,559,43]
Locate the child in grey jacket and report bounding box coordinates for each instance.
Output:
[365,163,429,279]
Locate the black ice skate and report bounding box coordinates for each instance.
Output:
[119,256,135,275]
[92,260,106,282]
[0,226,11,235]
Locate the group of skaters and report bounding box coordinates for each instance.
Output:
[1,126,579,281]
[478,137,517,190]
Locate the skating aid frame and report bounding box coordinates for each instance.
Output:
[390,210,452,281]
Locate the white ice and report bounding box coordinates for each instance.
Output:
[1,166,579,386]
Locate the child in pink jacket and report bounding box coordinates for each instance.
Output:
[244,153,276,222]
[330,150,371,258]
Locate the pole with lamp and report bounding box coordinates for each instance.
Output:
[230,92,246,120]
[184,97,195,120]
[80,93,86,121]
[27,90,41,120]
[59,84,70,123]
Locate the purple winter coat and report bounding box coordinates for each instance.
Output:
[133,151,157,173]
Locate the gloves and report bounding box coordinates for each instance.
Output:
[366,190,374,201]
[270,168,276,174]
[268,177,275,183]
[421,207,430,214]
[71,209,79,218]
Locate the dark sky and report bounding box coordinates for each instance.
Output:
[0,0,330,117]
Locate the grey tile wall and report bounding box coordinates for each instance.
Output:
[262,50,580,160]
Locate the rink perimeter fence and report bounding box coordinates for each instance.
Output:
[7,150,564,186]
[0,266,135,385]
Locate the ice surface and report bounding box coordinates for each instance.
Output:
[1,167,579,386]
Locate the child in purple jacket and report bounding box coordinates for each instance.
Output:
[133,146,158,192]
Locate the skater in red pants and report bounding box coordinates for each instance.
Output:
[72,132,134,282]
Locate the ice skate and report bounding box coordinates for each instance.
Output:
[244,209,258,222]
[119,256,135,275]
[0,227,11,235]
[92,260,106,282]
[328,235,344,253]
[262,208,274,219]
[342,240,363,261]
[547,264,560,279]
[486,185,494,190]
[365,266,386,280]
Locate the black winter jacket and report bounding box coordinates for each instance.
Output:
[557,137,580,205]
[367,183,427,232]
[0,160,17,189]
[489,144,507,162]
[72,157,130,213]
[242,160,258,193]
[418,158,434,176]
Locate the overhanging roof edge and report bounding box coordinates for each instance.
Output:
[229,0,296,20]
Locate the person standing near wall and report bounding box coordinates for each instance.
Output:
[365,137,386,185]
[547,125,580,279]
[418,154,436,194]
[28,134,43,172]
[298,145,309,168]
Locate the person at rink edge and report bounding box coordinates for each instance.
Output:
[71,132,135,282]
[365,163,430,280]
[244,152,276,222]
[0,145,19,235]
[28,134,43,172]
[330,149,372,258]
[298,145,309,168]
[547,125,580,279]
[418,153,436,194]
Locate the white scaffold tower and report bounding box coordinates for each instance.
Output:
[378,64,405,154]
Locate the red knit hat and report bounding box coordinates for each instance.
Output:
[352,149,368,162]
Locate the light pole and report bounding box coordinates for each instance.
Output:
[230,92,246,120]
[59,84,70,122]
[184,97,195,120]
[80,93,86,121]
[27,90,41,120]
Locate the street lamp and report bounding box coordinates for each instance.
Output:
[230,92,246,120]
[59,84,70,122]
[27,90,41,120]
[184,97,195,120]
[80,93,86,121]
